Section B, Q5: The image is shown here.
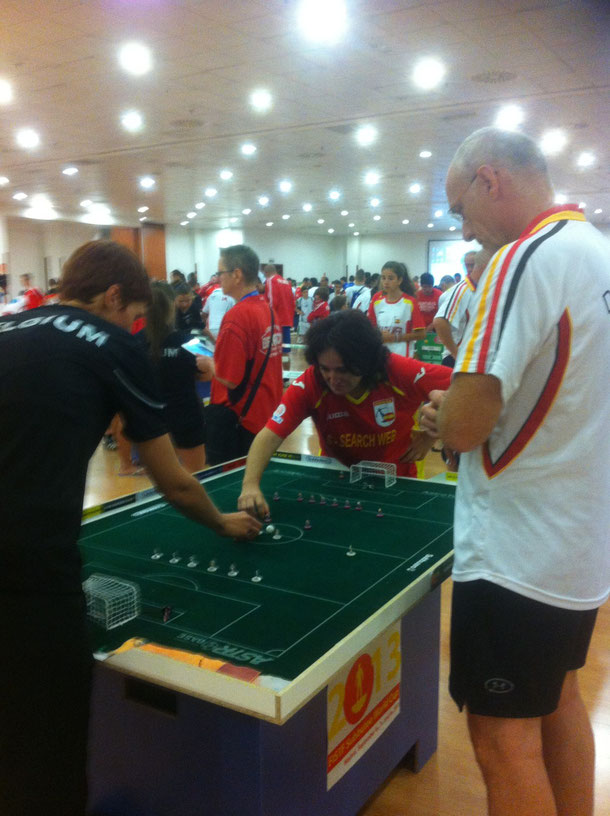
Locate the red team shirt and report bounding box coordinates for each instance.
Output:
[264,274,295,327]
[212,294,283,434]
[368,292,425,357]
[266,353,451,477]
[416,288,441,329]
[307,301,331,323]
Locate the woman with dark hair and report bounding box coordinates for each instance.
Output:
[137,282,207,472]
[368,261,425,357]
[238,310,451,517]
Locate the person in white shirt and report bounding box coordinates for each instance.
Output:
[367,262,425,357]
[202,287,235,341]
[421,126,609,816]
[296,284,314,339]
[433,249,492,365]
[350,269,371,313]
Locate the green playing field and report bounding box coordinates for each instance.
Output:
[79,459,454,681]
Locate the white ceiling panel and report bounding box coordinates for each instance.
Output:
[0,0,607,236]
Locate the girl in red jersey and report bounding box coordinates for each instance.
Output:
[368,261,425,357]
[238,310,451,518]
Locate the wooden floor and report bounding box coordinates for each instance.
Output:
[84,424,610,816]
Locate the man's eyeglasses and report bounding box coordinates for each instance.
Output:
[448,174,477,223]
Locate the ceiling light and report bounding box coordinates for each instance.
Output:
[229,217,238,223]
[540,129,568,156]
[412,57,446,90]
[0,78,13,104]
[297,0,347,45]
[139,176,155,189]
[62,166,79,176]
[220,169,233,180]
[554,193,567,204]
[329,190,341,200]
[242,208,252,215]
[121,110,143,132]
[594,208,602,214]
[186,212,196,218]
[241,143,257,156]
[427,223,434,228]
[434,209,443,218]
[282,214,291,220]
[256,196,268,207]
[419,150,432,158]
[355,125,377,147]
[348,222,355,228]
[370,198,380,207]
[118,42,152,76]
[364,171,380,185]
[80,199,92,208]
[138,206,149,213]
[13,192,28,201]
[576,151,595,168]
[266,222,274,227]
[409,183,422,194]
[180,221,189,226]
[495,104,524,131]
[340,210,348,216]
[449,225,456,231]
[139,216,148,222]
[249,88,273,112]
[317,218,325,224]
[373,215,381,221]
[195,202,205,210]
[81,204,112,225]
[302,203,313,212]
[402,219,410,225]
[328,228,335,233]
[205,187,217,198]
[279,179,292,193]
[353,231,360,236]
[15,128,40,149]
[0,176,9,185]
[24,196,58,220]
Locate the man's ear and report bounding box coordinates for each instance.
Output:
[103,283,123,309]
[477,165,501,200]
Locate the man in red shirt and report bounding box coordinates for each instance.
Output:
[415,272,441,330]
[307,285,331,323]
[202,245,284,465]
[238,310,451,517]
[19,273,45,310]
[263,264,295,359]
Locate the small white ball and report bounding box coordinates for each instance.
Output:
[265,524,275,534]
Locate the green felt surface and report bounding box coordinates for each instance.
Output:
[79,461,454,681]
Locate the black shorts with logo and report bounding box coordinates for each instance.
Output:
[450,579,598,718]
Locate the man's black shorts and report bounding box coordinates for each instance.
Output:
[450,579,598,718]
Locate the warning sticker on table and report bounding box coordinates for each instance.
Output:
[326,621,401,789]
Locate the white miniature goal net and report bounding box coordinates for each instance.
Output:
[83,574,141,630]
[349,460,397,488]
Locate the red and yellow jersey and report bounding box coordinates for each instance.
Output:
[266,353,451,476]
[368,292,424,356]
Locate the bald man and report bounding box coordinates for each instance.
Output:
[433,248,493,365]
[422,127,610,816]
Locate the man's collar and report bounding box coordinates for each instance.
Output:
[521,204,585,238]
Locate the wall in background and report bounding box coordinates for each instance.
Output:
[5,217,610,298]
[5,218,95,295]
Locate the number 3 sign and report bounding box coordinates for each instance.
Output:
[326,621,401,789]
